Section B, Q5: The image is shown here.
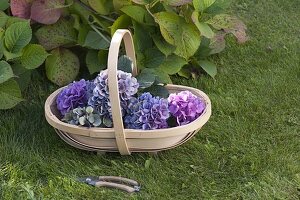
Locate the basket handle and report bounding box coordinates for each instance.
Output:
[107,29,137,155]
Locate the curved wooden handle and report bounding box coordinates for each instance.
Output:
[95,181,137,193]
[107,29,137,155]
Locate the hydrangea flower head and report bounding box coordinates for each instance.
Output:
[124,92,170,130]
[88,70,139,126]
[168,91,206,125]
[56,79,92,115]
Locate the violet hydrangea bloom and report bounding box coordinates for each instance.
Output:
[56,79,93,115]
[168,91,206,126]
[88,70,139,126]
[124,93,170,130]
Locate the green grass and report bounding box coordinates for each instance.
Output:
[1,0,300,199]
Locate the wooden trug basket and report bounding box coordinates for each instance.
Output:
[45,29,212,155]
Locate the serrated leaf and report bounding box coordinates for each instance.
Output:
[144,85,169,98]
[132,0,153,5]
[35,18,77,50]
[86,50,107,74]
[110,14,131,35]
[159,55,187,75]
[83,31,110,50]
[0,79,23,109]
[0,61,14,84]
[191,11,214,38]
[0,0,9,11]
[4,21,32,53]
[10,0,32,19]
[30,0,64,25]
[154,12,201,59]
[11,64,31,91]
[197,60,217,78]
[113,0,131,10]
[0,11,8,28]
[118,55,133,73]
[3,50,22,61]
[137,70,156,88]
[121,5,154,25]
[20,44,49,69]
[5,17,27,28]
[132,21,153,53]
[152,33,175,57]
[178,66,191,79]
[165,0,192,6]
[193,0,216,12]
[45,48,80,86]
[88,0,113,15]
[143,47,165,68]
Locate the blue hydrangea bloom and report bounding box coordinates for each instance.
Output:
[124,92,170,130]
[88,70,139,126]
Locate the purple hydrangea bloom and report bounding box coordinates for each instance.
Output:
[124,93,170,130]
[88,70,139,124]
[168,91,206,126]
[56,79,93,115]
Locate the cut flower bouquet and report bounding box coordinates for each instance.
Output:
[56,68,206,130]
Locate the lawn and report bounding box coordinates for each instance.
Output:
[1,0,300,199]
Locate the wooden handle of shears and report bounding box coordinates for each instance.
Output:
[98,176,139,186]
[95,181,137,193]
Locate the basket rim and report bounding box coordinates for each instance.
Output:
[44,84,212,138]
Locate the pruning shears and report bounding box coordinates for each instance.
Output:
[78,176,140,193]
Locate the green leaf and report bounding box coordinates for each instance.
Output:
[110,14,131,36]
[86,50,107,74]
[88,0,113,15]
[165,0,192,6]
[35,18,77,50]
[11,64,31,91]
[159,55,187,75]
[46,48,80,86]
[83,31,110,50]
[136,70,156,88]
[3,50,22,61]
[0,11,8,28]
[197,60,217,78]
[77,25,90,46]
[132,21,153,53]
[121,5,154,25]
[4,21,32,53]
[153,68,172,84]
[0,61,14,84]
[0,79,23,109]
[154,12,201,59]
[178,66,191,79]
[5,17,27,29]
[193,0,216,12]
[132,0,153,5]
[152,33,175,57]
[191,11,214,38]
[113,0,132,10]
[118,55,133,73]
[144,85,169,98]
[0,0,9,11]
[20,44,49,69]
[143,47,165,68]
